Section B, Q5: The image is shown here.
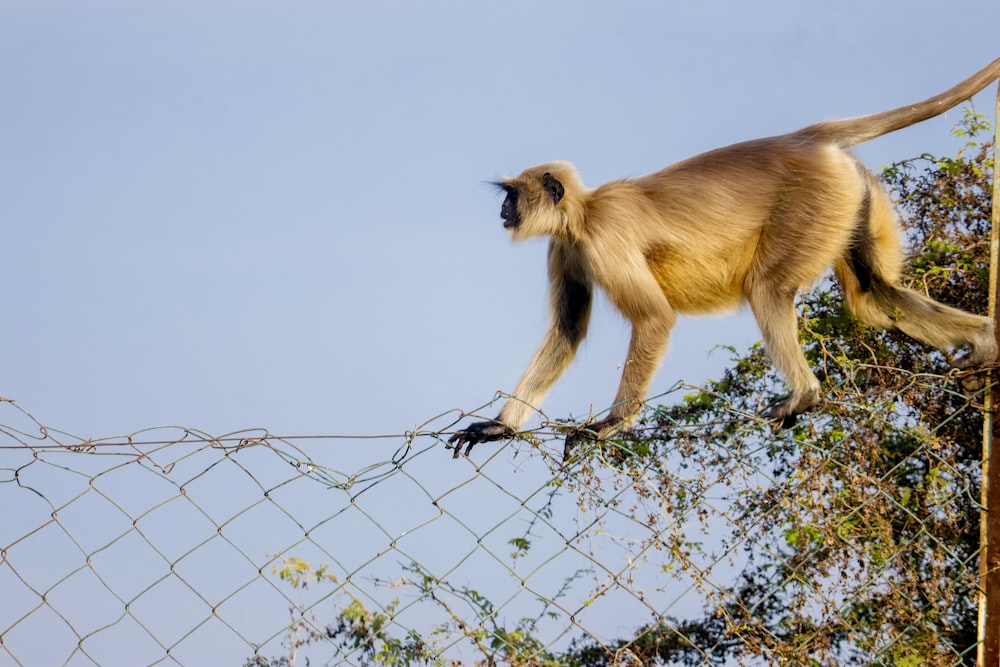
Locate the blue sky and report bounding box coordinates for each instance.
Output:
[3,0,999,442]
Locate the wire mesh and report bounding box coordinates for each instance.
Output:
[0,373,986,666]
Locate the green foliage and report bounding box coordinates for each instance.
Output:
[243,657,288,667]
[275,556,339,590]
[327,597,439,666]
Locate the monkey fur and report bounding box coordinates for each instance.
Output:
[450,58,1000,460]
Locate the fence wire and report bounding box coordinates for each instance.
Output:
[0,371,987,666]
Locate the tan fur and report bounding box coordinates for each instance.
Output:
[449,58,1000,458]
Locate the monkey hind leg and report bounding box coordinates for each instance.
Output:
[835,259,996,368]
[746,284,822,424]
[836,172,996,368]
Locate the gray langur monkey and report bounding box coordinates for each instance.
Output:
[449,58,1000,460]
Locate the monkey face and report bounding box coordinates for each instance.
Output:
[499,186,521,229]
[494,162,581,241]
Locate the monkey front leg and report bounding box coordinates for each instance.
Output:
[450,318,590,458]
[564,312,675,461]
[448,331,580,458]
[450,261,592,459]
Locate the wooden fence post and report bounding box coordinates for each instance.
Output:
[979,79,1000,667]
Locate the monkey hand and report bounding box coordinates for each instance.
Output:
[448,420,514,459]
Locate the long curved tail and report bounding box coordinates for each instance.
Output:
[795,57,1000,147]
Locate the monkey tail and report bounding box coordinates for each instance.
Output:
[795,57,1000,147]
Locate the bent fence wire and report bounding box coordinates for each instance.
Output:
[0,373,987,666]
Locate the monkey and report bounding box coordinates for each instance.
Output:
[449,58,1000,460]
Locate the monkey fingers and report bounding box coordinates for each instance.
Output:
[447,421,514,458]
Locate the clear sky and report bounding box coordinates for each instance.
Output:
[3,0,999,442]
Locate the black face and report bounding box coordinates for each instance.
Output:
[500,186,520,229]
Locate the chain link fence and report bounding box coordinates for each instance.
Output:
[0,371,988,666]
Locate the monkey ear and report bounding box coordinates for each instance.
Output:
[542,172,565,205]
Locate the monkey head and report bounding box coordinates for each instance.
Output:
[494,161,584,241]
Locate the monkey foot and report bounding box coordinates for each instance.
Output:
[560,416,627,463]
[954,367,990,396]
[764,391,819,429]
[562,426,598,462]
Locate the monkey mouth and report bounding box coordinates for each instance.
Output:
[501,211,521,229]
